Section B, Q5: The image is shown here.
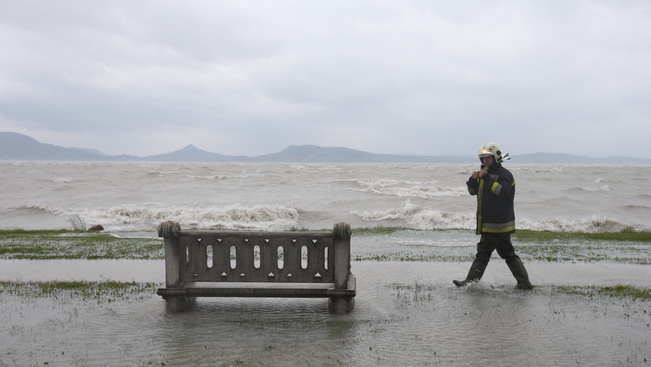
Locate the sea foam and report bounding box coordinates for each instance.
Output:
[353,200,475,230]
[27,203,300,231]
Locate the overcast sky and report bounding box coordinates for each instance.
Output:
[1,1,649,158]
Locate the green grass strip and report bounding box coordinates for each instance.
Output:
[0,230,163,260]
[351,227,651,241]
[513,230,651,243]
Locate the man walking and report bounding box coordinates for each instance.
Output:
[453,141,532,289]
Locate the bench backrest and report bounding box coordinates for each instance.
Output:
[158,222,352,289]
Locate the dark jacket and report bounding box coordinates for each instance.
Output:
[466,163,516,235]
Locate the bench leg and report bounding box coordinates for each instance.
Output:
[164,296,196,312]
[329,296,355,314]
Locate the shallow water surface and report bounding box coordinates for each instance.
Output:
[1,261,649,366]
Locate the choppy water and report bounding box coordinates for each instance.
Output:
[1,161,650,232]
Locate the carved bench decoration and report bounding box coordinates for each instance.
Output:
[156,221,356,314]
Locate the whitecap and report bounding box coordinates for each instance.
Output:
[73,204,300,231]
[353,200,475,230]
[582,185,610,192]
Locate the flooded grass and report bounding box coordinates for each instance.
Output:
[512,230,651,264]
[0,280,158,300]
[352,229,651,264]
[513,229,651,243]
[555,284,651,301]
[353,226,408,236]
[352,227,651,242]
[2,228,650,264]
[0,229,163,260]
[392,281,651,305]
[355,252,473,262]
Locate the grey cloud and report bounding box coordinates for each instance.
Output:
[0,0,649,157]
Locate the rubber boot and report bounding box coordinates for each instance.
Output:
[453,260,487,287]
[506,257,532,289]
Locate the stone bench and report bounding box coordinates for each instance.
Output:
[156,221,356,314]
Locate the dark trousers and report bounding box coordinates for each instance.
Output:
[475,233,520,265]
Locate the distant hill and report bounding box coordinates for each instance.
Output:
[1,132,649,164]
[143,144,240,162]
[252,145,472,163]
[0,132,106,161]
[68,147,111,157]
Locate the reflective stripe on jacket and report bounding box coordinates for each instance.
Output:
[466,163,516,235]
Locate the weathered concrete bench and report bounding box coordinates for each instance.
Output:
[156,221,356,314]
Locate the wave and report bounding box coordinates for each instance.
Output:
[35,177,73,183]
[352,201,630,233]
[516,166,566,173]
[184,175,228,180]
[581,185,610,192]
[25,203,68,216]
[353,200,475,230]
[620,204,651,211]
[20,202,640,233]
[183,173,250,180]
[25,203,299,231]
[351,179,467,198]
[51,177,72,183]
[518,216,624,233]
[567,178,611,192]
[566,185,610,192]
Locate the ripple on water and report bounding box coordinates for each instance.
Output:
[1,261,650,366]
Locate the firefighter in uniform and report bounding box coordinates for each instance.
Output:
[453,142,532,289]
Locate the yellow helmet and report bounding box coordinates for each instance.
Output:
[478,141,503,162]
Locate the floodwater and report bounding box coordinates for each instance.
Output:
[1,260,650,366]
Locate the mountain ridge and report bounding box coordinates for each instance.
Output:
[1,132,648,164]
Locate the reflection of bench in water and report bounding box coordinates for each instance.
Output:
[156,221,356,314]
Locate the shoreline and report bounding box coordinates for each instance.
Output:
[2,228,650,265]
[1,260,650,289]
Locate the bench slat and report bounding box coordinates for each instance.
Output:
[158,281,356,298]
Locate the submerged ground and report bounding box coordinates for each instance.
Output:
[0,229,650,366]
